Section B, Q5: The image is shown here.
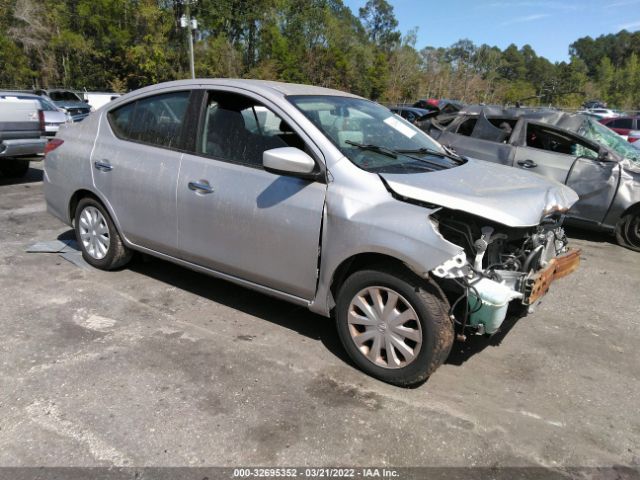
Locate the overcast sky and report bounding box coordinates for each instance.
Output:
[343,0,640,62]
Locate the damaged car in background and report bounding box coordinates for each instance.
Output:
[44,80,580,386]
[429,106,640,251]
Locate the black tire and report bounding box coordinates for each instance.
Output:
[0,160,30,178]
[335,266,453,387]
[74,197,132,270]
[615,211,640,252]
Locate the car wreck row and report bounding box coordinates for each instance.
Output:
[44,80,582,386]
[425,106,640,251]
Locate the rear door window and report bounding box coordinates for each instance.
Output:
[107,91,190,149]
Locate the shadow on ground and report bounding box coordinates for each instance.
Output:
[56,228,526,372]
[445,313,522,366]
[0,165,43,187]
[56,230,353,366]
[565,225,617,247]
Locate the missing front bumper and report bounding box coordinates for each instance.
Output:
[523,248,581,305]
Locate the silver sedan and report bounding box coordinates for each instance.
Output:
[43,79,580,386]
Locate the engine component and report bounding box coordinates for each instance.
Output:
[432,208,575,336]
[467,277,523,334]
[473,226,494,270]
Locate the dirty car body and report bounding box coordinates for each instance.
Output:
[429,106,640,251]
[44,80,579,386]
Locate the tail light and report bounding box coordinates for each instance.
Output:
[38,109,45,133]
[44,138,64,156]
[628,130,640,143]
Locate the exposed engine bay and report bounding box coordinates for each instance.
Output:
[430,209,581,336]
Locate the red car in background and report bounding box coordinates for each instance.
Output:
[599,116,640,143]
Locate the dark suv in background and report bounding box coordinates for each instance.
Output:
[34,89,92,122]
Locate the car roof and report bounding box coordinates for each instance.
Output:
[46,88,78,93]
[121,78,363,100]
[455,105,588,131]
[0,91,39,98]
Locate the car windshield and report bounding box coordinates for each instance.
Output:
[288,95,462,173]
[37,97,59,111]
[49,91,82,102]
[579,118,640,165]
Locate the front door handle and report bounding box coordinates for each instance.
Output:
[188,180,214,194]
[94,161,113,172]
[517,159,538,168]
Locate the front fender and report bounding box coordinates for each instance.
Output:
[309,183,463,317]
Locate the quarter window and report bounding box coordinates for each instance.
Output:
[107,91,190,149]
[198,91,306,167]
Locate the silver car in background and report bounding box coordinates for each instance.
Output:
[44,79,580,386]
[0,92,71,136]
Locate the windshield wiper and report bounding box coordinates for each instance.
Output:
[345,140,461,171]
[395,146,463,164]
[345,140,397,158]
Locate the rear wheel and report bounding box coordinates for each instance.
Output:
[615,211,640,252]
[335,267,453,387]
[74,197,132,270]
[0,160,30,178]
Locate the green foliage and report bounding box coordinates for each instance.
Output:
[0,0,637,109]
[571,30,640,108]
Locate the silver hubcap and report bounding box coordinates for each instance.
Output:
[78,206,110,260]
[347,286,422,369]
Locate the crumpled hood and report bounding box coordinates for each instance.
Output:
[380,158,579,227]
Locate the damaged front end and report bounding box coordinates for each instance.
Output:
[430,209,581,336]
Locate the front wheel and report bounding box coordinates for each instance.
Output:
[335,267,453,387]
[74,197,132,270]
[615,212,640,252]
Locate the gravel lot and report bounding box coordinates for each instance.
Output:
[1,162,639,470]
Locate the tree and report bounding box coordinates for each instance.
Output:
[0,33,34,87]
[358,0,400,50]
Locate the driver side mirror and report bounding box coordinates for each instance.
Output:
[263,147,318,179]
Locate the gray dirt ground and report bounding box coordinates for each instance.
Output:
[0,162,639,468]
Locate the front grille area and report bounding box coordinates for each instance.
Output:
[68,108,89,116]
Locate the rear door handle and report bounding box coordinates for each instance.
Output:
[188,180,214,194]
[94,161,113,172]
[517,159,537,168]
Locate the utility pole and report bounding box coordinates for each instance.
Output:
[180,0,197,79]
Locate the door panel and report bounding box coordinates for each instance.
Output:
[177,155,326,299]
[438,131,515,166]
[513,146,573,184]
[92,118,183,255]
[565,158,619,223]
